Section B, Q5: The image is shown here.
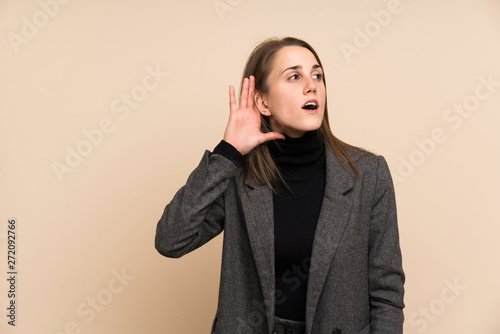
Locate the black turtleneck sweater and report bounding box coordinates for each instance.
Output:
[213,131,326,322]
[268,131,326,321]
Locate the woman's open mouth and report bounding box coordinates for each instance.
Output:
[302,99,319,112]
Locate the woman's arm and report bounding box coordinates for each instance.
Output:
[154,149,238,258]
[155,76,283,258]
[368,155,405,333]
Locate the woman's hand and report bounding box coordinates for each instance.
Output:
[223,76,285,155]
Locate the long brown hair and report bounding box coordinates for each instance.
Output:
[241,37,363,192]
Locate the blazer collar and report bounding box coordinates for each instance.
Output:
[238,143,355,333]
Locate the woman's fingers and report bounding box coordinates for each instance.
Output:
[229,85,236,113]
[247,75,255,110]
[231,76,255,112]
[225,76,281,155]
[239,77,249,110]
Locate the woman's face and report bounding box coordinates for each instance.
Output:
[257,46,326,138]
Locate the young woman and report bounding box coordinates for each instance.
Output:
[155,37,405,334]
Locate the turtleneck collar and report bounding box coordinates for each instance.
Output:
[267,130,325,170]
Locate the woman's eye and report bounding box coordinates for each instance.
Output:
[313,73,323,80]
[289,74,300,80]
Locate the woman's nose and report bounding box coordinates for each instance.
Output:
[304,77,317,94]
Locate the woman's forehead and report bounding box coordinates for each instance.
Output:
[272,46,320,73]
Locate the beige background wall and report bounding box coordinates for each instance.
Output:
[1,0,499,333]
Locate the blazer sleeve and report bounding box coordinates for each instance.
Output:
[368,155,405,333]
[155,150,239,258]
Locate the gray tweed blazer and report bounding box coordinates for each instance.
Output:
[155,143,405,334]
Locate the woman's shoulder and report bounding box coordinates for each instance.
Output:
[341,144,391,177]
[344,144,378,165]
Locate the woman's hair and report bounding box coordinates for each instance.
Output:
[241,37,363,191]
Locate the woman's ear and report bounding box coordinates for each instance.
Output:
[254,92,271,116]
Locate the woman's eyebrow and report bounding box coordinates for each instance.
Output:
[281,64,322,74]
[281,65,301,74]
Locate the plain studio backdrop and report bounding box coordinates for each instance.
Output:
[1,0,499,333]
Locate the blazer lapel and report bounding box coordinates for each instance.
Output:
[238,179,276,333]
[305,146,355,332]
